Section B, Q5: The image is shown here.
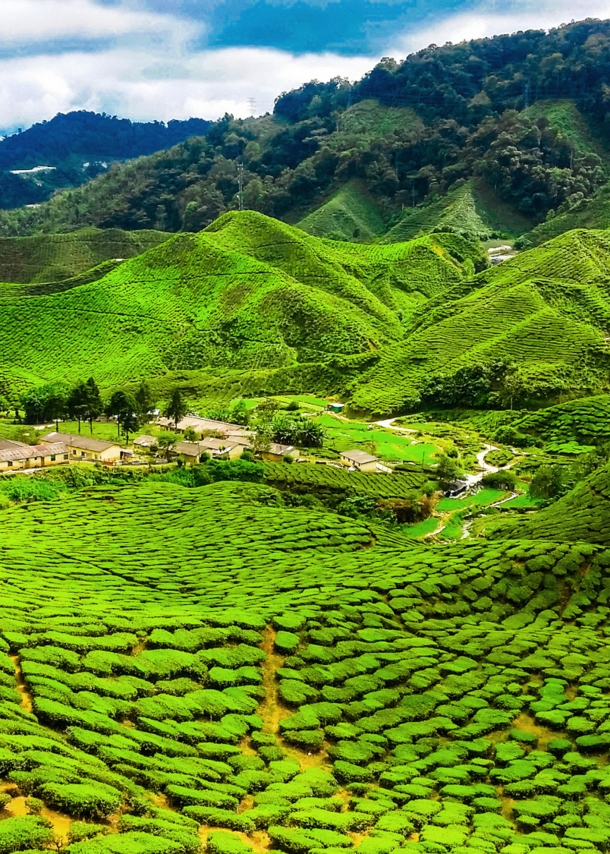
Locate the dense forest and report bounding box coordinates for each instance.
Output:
[0,112,211,210]
[1,19,610,235]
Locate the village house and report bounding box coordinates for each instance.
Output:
[0,442,69,473]
[157,415,244,436]
[40,432,122,463]
[340,450,379,472]
[175,437,249,465]
[262,443,300,462]
[133,435,157,451]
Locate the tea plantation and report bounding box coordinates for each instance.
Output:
[0,211,481,394]
[0,463,610,854]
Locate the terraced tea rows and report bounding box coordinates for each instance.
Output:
[262,464,425,497]
[0,212,480,391]
[1,473,610,853]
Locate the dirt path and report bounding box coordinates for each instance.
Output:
[374,418,418,434]
[10,656,33,713]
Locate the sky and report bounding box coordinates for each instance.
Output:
[0,0,608,133]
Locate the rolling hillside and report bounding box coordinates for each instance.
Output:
[349,228,610,414]
[0,211,479,393]
[382,180,533,243]
[0,228,169,284]
[297,180,386,242]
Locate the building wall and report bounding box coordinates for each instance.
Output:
[0,453,69,472]
[356,460,378,473]
[69,445,121,462]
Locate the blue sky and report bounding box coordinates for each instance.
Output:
[0,0,606,133]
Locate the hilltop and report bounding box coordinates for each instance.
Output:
[0,111,210,211]
[349,227,610,413]
[1,20,610,242]
[0,211,480,395]
[0,228,169,285]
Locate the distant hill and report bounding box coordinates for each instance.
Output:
[0,228,169,284]
[349,228,610,413]
[487,462,610,545]
[382,179,534,243]
[1,19,610,239]
[0,111,210,211]
[0,211,480,395]
[297,180,386,242]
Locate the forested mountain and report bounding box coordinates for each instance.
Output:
[1,19,610,241]
[0,112,210,211]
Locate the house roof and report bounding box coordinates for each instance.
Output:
[0,439,29,451]
[175,441,202,457]
[40,432,120,453]
[342,450,379,465]
[157,415,249,435]
[0,443,68,463]
[267,443,295,456]
[133,434,156,447]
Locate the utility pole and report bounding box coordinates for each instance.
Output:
[237,162,244,212]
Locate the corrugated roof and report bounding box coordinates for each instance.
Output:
[267,443,295,456]
[341,450,378,465]
[0,443,68,463]
[40,432,119,453]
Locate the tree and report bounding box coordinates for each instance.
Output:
[106,391,139,442]
[0,396,10,416]
[21,383,69,425]
[231,400,250,426]
[436,453,464,486]
[83,377,103,434]
[135,380,155,422]
[67,382,88,433]
[530,464,565,500]
[183,427,198,442]
[165,389,187,429]
[157,432,179,461]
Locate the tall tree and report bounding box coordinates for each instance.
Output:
[135,380,156,423]
[164,389,188,430]
[106,391,139,442]
[67,382,88,434]
[83,377,103,434]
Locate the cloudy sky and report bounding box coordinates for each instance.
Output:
[0,0,608,132]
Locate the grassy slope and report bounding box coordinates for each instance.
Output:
[488,461,610,544]
[0,211,477,391]
[383,179,533,243]
[297,180,386,242]
[524,99,610,163]
[516,395,610,445]
[0,227,169,284]
[350,228,610,413]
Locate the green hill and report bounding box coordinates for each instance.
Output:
[488,462,610,544]
[0,227,169,284]
[297,180,386,242]
[524,100,610,163]
[383,180,533,243]
[515,395,610,447]
[0,211,479,392]
[350,228,610,413]
[523,183,610,248]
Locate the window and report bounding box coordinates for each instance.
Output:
[7,461,12,467]
[64,454,69,460]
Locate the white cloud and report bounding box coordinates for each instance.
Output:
[0,0,199,49]
[0,46,375,130]
[392,0,610,55]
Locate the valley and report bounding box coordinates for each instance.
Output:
[3,16,610,854]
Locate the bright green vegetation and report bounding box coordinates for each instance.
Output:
[0,228,168,285]
[0,211,481,395]
[523,183,610,248]
[488,460,610,544]
[351,227,610,414]
[312,415,441,466]
[383,180,533,243]
[524,100,610,164]
[297,181,386,243]
[3,467,610,852]
[515,396,610,448]
[263,462,426,497]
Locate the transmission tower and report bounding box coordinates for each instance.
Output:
[237,162,244,212]
[248,97,257,118]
